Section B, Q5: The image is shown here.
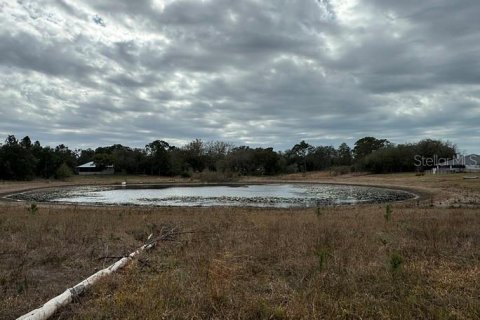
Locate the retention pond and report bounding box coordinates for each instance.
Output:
[8,184,416,208]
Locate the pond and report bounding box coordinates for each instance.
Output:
[9,184,416,208]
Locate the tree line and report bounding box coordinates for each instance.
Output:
[0,134,457,180]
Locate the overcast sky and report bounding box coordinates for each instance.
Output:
[1,0,479,153]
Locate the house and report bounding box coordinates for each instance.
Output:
[437,154,480,173]
[76,161,114,175]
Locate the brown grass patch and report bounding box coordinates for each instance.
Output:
[1,173,480,319]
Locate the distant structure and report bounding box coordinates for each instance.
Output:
[76,161,114,175]
[436,154,480,173]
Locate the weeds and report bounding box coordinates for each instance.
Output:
[384,204,392,222]
[253,301,287,320]
[2,173,480,319]
[26,203,38,215]
[315,247,330,271]
[389,252,404,273]
[3,204,480,319]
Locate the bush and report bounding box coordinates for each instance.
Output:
[180,171,192,178]
[55,163,74,180]
[389,252,404,273]
[26,203,38,215]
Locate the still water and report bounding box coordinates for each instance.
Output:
[12,184,415,208]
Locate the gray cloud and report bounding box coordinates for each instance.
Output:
[0,0,479,153]
[0,32,94,80]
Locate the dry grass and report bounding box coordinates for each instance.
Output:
[1,173,480,319]
[0,175,188,198]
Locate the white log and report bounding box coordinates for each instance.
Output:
[17,235,155,320]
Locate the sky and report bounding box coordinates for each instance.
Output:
[0,0,479,153]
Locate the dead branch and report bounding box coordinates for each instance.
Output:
[16,229,169,320]
[16,226,211,320]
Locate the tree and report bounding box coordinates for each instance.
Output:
[77,148,95,165]
[0,134,462,179]
[306,145,337,170]
[0,135,37,180]
[93,144,147,174]
[415,139,456,160]
[225,146,254,175]
[145,140,171,175]
[55,162,74,180]
[355,139,455,173]
[353,137,390,160]
[182,139,206,172]
[204,141,233,171]
[291,140,313,173]
[252,147,280,175]
[336,143,352,166]
[33,146,57,178]
[20,136,32,149]
[5,135,18,146]
[93,153,114,170]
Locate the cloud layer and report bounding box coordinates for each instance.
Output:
[1,0,479,152]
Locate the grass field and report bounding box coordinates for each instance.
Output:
[1,173,480,319]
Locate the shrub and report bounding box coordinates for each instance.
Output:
[27,203,38,215]
[389,252,404,273]
[180,171,192,178]
[315,247,330,271]
[55,163,74,180]
[384,204,393,222]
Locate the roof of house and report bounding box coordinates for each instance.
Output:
[77,161,96,168]
[440,154,480,166]
[77,161,114,168]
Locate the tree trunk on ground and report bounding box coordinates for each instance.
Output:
[17,237,155,320]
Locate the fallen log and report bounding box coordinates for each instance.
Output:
[17,234,157,320]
